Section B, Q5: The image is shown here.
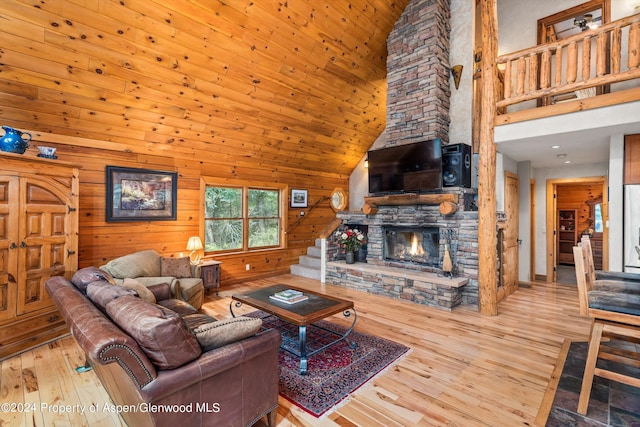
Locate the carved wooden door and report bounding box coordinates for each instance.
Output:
[16,176,74,315]
[0,176,19,322]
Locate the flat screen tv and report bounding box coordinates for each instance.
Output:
[368,139,442,195]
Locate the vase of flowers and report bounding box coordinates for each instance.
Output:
[336,228,366,264]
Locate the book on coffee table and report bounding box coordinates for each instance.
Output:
[269,289,309,304]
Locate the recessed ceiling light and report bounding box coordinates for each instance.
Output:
[564,160,572,164]
[557,153,567,158]
[551,145,561,149]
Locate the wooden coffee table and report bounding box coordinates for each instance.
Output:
[230,284,356,374]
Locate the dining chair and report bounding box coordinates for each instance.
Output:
[572,243,640,415]
[580,235,640,294]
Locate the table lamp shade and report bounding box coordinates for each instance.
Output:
[186,236,203,264]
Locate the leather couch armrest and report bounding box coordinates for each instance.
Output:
[147,283,172,301]
[138,328,281,401]
[46,276,158,388]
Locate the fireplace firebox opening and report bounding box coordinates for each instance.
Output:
[384,226,440,266]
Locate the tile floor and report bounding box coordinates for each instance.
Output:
[546,341,640,427]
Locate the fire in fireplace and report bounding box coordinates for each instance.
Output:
[384,226,440,266]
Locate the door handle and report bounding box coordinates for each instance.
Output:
[20,241,27,248]
[9,242,17,249]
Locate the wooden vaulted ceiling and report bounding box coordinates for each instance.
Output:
[0,0,410,174]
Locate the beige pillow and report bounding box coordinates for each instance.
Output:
[161,257,192,278]
[193,317,262,351]
[120,278,156,304]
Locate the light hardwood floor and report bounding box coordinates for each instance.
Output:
[0,275,590,427]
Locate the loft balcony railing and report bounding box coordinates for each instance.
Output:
[496,13,640,121]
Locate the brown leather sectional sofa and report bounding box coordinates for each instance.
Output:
[46,268,281,427]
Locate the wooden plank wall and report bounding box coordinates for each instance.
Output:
[25,135,346,286]
[556,183,603,236]
[0,0,409,285]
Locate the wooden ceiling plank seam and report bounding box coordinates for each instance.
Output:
[2,32,90,71]
[1,11,46,43]
[0,48,127,93]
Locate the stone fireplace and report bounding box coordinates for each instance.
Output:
[324,0,479,310]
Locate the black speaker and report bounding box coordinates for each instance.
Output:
[442,143,472,188]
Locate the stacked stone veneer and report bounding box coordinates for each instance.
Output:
[327,189,479,309]
[385,0,451,146]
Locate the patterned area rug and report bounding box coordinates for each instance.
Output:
[539,340,640,426]
[246,311,410,417]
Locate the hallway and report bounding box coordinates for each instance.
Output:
[556,264,577,285]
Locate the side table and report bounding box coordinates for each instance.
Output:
[200,260,222,295]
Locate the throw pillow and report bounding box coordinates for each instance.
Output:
[193,317,262,351]
[71,267,116,293]
[120,278,156,304]
[101,250,161,279]
[160,257,192,278]
[86,280,136,311]
[106,295,202,369]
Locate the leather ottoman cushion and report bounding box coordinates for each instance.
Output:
[193,317,262,351]
[106,295,202,369]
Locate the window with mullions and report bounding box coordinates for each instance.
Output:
[204,185,282,253]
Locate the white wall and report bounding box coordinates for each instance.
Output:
[608,135,625,271]
[449,0,474,146]
[517,161,532,281]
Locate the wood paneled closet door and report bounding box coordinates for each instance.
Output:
[0,153,79,361]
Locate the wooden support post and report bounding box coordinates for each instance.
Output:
[479,0,498,316]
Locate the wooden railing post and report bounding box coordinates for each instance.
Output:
[629,21,640,69]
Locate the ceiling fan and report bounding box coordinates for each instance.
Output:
[547,13,602,41]
[573,13,601,31]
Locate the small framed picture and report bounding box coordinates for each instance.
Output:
[290,189,308,208]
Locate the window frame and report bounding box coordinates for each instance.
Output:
[200,177,287,255]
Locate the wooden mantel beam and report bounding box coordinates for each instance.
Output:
[362,193,459,215]
[478,0,499,315]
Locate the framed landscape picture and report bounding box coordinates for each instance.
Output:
[290,188,308,208]
[106,166,177,222]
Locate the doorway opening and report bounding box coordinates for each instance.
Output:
[546,177,608,283]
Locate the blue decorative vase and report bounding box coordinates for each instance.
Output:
[0,126,32,154]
